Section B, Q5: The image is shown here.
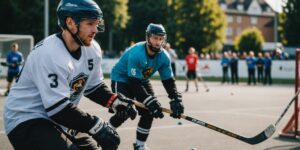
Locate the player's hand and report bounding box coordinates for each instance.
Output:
[110,93,137,120]
[143,96,164,118]
[90,118,120,150]
[170,94,184,119]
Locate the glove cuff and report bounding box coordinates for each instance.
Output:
[106,94,118,108]
[89,118,104,135]
[143,96,155,106]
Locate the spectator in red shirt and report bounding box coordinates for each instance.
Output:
[185,47,199,92]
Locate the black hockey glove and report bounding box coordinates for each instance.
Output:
[169,94,184,119]
[109,93,137,120]
[143,96,164,118]
[89,118,120,150]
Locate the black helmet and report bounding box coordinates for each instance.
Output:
[145,23,167,53]
[146,23,166,37]
[57,0,104,32]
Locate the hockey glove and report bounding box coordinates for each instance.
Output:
[170,94,184,119]
[89,118,120,150]
[109,93,137,120]
[143,96,164,118]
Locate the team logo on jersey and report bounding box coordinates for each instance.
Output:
[69,73,88,101]
[131,68,136,76]
[143,67,153,79]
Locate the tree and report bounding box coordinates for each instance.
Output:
[0,0,44,42]
[278,0,300,46]
[170,0,226,54]
[126,0,168,43]
[98,0,130,53]
[233,27,265,53]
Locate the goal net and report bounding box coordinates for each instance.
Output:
[279,48,300,138]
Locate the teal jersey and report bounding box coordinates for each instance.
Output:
[111,42,173,83]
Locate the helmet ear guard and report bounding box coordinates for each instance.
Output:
[145,23,167,53]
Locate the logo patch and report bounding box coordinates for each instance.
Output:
[69,73,88,101]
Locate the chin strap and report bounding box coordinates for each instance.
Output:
[66,25,84,46]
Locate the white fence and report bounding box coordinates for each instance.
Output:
[101,59,295,79]
[0,58,293,79]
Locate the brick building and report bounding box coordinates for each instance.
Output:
[219,0,276,49]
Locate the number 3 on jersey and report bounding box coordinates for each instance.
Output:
[48,74,58,88]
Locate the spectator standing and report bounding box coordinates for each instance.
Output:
[230,52,239,84]
[246,51,256,85]
[264,52,272,85]
[256,52,264,83]
[165,43,178,77]
[221,52,230,84]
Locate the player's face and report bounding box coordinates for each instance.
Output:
[148,34,165,49]
[78,19,100,46]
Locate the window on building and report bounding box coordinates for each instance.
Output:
[237,27,241,35]
[227,15,233,23]
[237,4,244,11]
[237,16,242,23]
[251,17,257,25]
[226,27,233,36]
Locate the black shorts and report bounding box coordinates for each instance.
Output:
[186,70,197,79]
[111,81,154,116]
[7,118,97,150]
[7,72,19,82]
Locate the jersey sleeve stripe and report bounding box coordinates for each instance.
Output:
[45,98,70,116]
[84,83,104,96]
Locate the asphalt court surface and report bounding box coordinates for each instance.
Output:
[0,79,300,150]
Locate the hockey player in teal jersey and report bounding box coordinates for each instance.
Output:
[109,23,184,150]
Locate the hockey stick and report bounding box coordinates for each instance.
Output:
[274,90,300,126]
[132,100,275,145]
[198,74,210,92]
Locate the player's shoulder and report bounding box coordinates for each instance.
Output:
[30,34,70,63]
[85,40,102,57]
[127,42,146,56]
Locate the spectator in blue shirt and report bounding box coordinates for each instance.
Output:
[221,52,230,84]
[256,52,264,83]
[246,51,256,85]
[264,52,272,85]
[4,43,23,96]
[230,52,239,84]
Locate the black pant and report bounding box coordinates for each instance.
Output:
[257,67,264,82]
[171,63,176,77]
[248,69,256,85]
[231,69,238,84]
[222,67,229,83]
[264,68,272,85]
[110,81,154,142]
[7,119,97,150]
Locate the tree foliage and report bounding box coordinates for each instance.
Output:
[278,0,300,46]
[126,0,168,43]
[0,0,45,41]
[233,27,265,53]
[169,0,226,53]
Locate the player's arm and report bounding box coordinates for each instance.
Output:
[159,55,184,119]
[127,54,163,118]
[30,53,119,149]
[84,83,135,116]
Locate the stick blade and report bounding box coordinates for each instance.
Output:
[245,124,275,145]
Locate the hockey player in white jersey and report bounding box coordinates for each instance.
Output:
[3,0,136,150]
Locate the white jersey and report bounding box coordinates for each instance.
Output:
[4,34,104,134]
